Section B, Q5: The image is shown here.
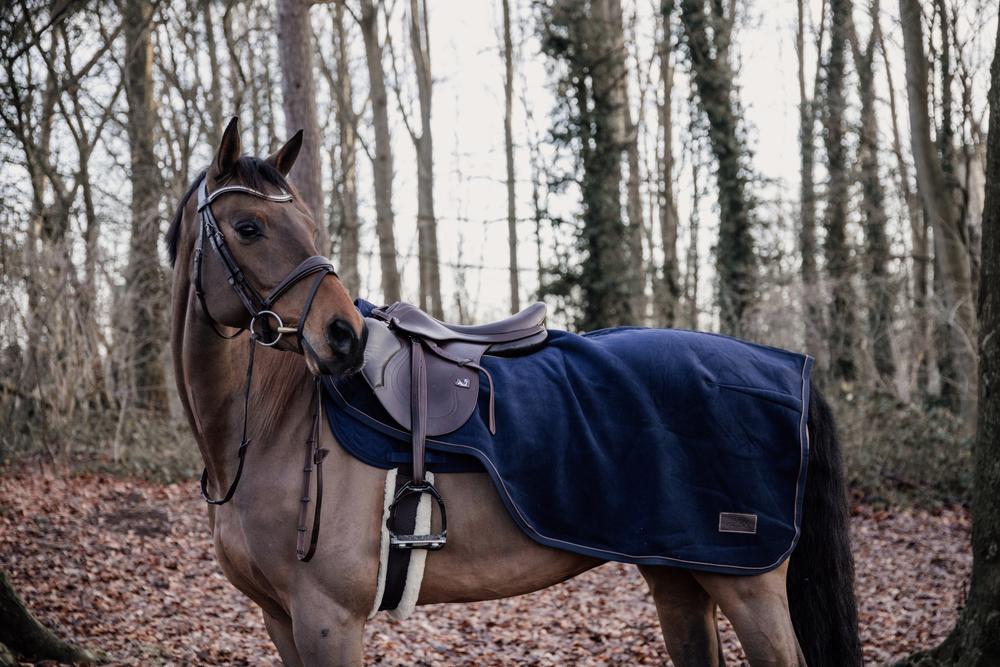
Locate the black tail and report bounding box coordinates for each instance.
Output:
[787,384,861,666]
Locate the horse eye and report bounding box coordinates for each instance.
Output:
[235,220,262,239]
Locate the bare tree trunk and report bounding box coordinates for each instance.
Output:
[275,0,328,252]
[656,1,680,327]
[608,0,646,322]
[685,157,702,329]
[849,0,896,384]
[246,10,264,154]
[879,14,929,396]
[579,0,633,328]
[797,0,825,363]
[332,2,360,297]
[201,0,223,142]
[678,0,755,335]
[262,21,278,146]
[408,0,443,318]
[124,0,168,412]
[360,0,401,303]
[502,0,520,314]
[0,570,95,665]
[900,0,977,427]
[901,21,1000,664]
[935,0,960,410]
[822,0,860,384]
[222,3,247,126]
[530,136,546,298]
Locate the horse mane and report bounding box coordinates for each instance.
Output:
[253,349,313,439]
[166,157,292,266]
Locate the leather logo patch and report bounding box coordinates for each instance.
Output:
[454,378,471,388]
[718,512,758,534]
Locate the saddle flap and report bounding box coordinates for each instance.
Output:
[361,318,484,436]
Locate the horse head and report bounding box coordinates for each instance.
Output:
[169,117,365,377]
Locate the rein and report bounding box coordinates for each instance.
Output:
[192,177,334,562]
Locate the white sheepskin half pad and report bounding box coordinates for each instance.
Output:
[389,471,433,621]
[367,470,434,621]
[368,467,397,620]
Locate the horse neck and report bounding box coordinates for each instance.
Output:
[171,269,313,486]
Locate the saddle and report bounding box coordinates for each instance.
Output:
[362,301,548,549]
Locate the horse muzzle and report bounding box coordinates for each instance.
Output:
[304,317,366,377]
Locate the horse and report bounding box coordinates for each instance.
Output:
[167,118,860,666]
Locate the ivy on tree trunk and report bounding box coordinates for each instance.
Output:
[677,0,756,336]
[538,0,635,331]
[822,0,860,384]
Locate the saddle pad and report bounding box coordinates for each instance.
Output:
[324,300,813,575]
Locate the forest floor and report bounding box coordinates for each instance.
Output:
[0,470,970,666]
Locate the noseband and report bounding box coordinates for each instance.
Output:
[192,177,337,561]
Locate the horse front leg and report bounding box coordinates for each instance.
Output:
[263,610,303,667]
[288,589,366,667]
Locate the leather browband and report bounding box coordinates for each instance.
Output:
[198,184,294,210]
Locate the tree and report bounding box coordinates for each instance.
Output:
[677,0,755,336]
[405,0,443,318]
[360,0,402,303]
[538,0,634,330]
[900,18,1000,665]
[124,0,169,412]
[849,0,896,384]
[609,0,647,321]
[200,0,224,142]
[329,2,361,297]
[878,7,929,395]
[0,570,95,665]
[655,1,680,328]
[900,0,977,426]
[276,0,329,252]
[821,0,860,384]
[502,0,520,314]
[797,0,826,364]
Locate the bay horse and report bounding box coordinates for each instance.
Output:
[167,118,860,666]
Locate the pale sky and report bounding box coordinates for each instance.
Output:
[6,0,996,334]
[333,0,993,329]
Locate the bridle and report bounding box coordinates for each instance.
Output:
[193,179,335,350]
[192,176,337,562]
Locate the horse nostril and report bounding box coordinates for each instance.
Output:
[326,318,358,357]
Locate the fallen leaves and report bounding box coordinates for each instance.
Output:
[0,472,969,665]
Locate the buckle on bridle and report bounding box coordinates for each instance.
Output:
[250,310,298,347]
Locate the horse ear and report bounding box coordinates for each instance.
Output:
[266,129,303,177]
[209,117,241,181]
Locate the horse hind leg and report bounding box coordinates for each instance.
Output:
[638,565,726,667]
[693,562,805,667]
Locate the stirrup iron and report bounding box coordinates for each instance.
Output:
[386,480,448,550]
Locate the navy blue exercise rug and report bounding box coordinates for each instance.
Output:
[323,299,813,575]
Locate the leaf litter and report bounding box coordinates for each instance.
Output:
[0,473,970,665]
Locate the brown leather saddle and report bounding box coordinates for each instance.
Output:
[362,301,548,549]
